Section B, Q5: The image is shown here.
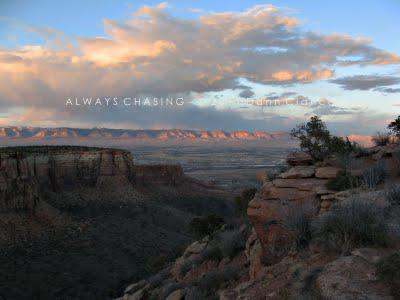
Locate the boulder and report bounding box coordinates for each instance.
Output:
[272,178,328,191]
[183,238,208,257]
[279,166,315,179]
[124,280,147,295]
[123,287,146,300]
[286,152,313,166]
[245,229,263,279]
[351,248,385,264]
[268,186,316,201]
[320,194,336,201]
[166,289,184,300]
[315,167,341,179]
[320,200,331,209]
[247,183,306,265]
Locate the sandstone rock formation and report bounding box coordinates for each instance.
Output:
[247,152,333,267]
[286,151,313,166]
[0,146,188,213]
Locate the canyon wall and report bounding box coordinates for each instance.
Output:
[0,146,185,212]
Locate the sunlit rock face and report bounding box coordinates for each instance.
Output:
[0,127,291,141]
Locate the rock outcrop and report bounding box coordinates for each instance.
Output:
[0,146,188,213]
[247,153,333,267]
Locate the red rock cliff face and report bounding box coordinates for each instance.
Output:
[0,147,189,213]
[3,149,134,189]
[0,148,135,211]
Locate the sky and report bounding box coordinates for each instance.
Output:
[0,1,399,134]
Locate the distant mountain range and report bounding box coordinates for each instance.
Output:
[0,127,291,141]
[0,127,373,146]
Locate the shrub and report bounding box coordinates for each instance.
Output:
[326,171,360,191]
[291,116,354,161]
[328,136,355,155]
[217,228,248,258]
[312,198,388,253]
[195,265,242,293]
[291,116,332,161]
[282,202,317,249]
[189,214,225,239]
[234,188,257,215]
[388,115,400,137]
[362,162,386,189]
[377,252,400,299]
[372,132,393,146]
[178,245,223,276]
[385,184,400,206]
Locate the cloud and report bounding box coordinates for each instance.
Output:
[238,88,255,98]
[308,103,363,116]
[330,75,400,92]
[0,3,399,130]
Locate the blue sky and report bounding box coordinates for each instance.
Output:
[0,1,399,134]
[1,0,399,52]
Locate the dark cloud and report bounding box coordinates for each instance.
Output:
[330,75,400,91]
[238,89,255,98]
[308,103,363,116]
[374,87,400,94]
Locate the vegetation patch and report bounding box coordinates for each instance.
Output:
[326,171,360,191]
[312,198,388,253]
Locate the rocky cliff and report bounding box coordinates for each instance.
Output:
[0,146,189,213]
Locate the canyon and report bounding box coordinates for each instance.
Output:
[0,146,234,299]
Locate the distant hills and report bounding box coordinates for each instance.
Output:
[0,127,290,141]
[0,127,373,146]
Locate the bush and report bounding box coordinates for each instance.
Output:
[372,132,393,146]
[385,184,400,206]
[195,265,242,293]
[189,214,225,239]
[291,116,332,161]
[328,136,355,155]
[234,188,257,215]
[282,202,317,249]
[388,116,400,137]
[312,198,388,253]
[326,171,360,191]
[217,228,248,259]
[377,252,400,299]
[362,162,386,189]
[178,245,223,277]
[291,116,354,161]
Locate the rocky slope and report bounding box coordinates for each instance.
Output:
[119,146,400,300]
[0,146,234,299]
